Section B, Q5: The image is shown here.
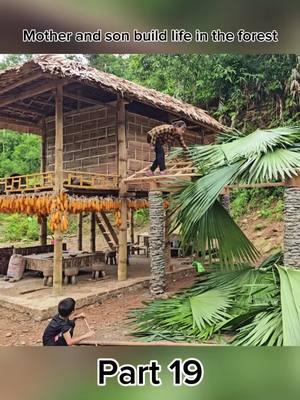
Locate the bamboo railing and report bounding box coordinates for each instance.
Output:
[0,170,119,193]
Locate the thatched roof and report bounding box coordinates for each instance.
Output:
[0,55,226,134]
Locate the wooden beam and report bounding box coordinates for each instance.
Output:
[53,83,64,295]
[0,81,57,108]
[90,212,96,252]
[117,99,128,281]
[286,173,300,187]
[225,182,285,190]
[0,117,42,134]
[64,91,103,106]
[5,104,46,118]
[0,73,44,96]
[78,213,83,251]
[40,216,48,246]
[64,90,117,110]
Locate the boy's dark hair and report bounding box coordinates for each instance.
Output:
[58,298,76,318]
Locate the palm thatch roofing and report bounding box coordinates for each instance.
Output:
[0,55,226,135]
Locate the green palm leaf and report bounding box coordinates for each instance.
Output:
[238,149,300,183]
[221,126,299,161]
[174,161,243,228]
[178,201,259,266]
[233,308,283,346]
[277,266,300,346]
[190,288,233,330]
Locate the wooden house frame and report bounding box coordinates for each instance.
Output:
[0,55,225,293]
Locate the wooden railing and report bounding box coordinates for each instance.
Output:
[0,172,54,193]
[63,170,119,190]
[0,170,119,193]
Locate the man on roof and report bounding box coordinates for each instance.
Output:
[146,120,189,176]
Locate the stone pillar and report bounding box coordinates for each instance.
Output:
[284,187,300,268]
[149,190,166,296]
[220,192,230,213]
[164,208,172,272]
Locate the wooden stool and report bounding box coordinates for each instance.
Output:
[105,250,117,265]
[64,267,79,285]
[91,264,106,280]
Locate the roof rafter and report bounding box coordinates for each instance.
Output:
[0,81,58,108]
[0,116,42,134]
[0,72,44,96]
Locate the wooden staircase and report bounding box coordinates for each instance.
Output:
[95,212,118,250]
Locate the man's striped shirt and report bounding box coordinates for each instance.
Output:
[148,124,188,150]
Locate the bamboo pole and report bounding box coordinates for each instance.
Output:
[79,340,217,347]
[53,83,64,295]
[40,216,48,246]
[90,212,96,252]
[78,213,83,251]
[117,99,128,281]
[40,119,47,246]
[130,209,135,254]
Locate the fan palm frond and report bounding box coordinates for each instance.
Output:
[178,200,259,267]
[277,266,300,346]
[240,149,300,183]
[190,288,233,331]
[221,126,299,161]
[233,308,283,346]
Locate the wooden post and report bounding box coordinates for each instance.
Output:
[130,209,135,254]
[78,213,83,251]
[117,99,128,281]
[90,212,96,252]
[40,216,48,246]
[53,84,64,295]
[40,119,47,246]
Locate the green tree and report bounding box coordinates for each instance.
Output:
[87,54,299,129]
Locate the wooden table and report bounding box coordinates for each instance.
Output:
[24,251,105,286]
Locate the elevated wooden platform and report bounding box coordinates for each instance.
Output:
[0,170,119,194]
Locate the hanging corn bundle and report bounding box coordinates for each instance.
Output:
[115,210,122,227]
[127,199,149,210]
[48,192,69,233]
[0,194,168,215]
[0,192,169,233]
[0,193,55,215]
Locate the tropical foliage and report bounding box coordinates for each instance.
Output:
[131,252,300,346]
[169,126,300,266]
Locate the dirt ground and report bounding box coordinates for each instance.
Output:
[0,274,196,346]
[238,211,283,264]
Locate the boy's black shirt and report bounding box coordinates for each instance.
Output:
[42,314,75,346]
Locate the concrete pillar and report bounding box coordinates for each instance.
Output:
[284,187,300,268]
[164,208,172,272]
[149,190,166,296]
[220,193,230,213]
